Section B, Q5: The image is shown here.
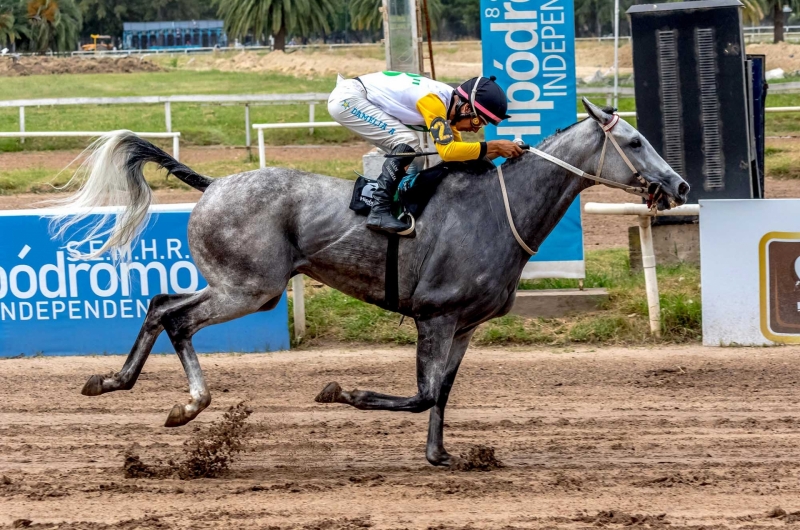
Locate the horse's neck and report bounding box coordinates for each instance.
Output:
[502,120,598,259]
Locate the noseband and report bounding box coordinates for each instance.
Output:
[497,114,663,255]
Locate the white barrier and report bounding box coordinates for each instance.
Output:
[0,93,328,147]
[253,122,341,168]
[584,202,700,336]
[0,131,181,161]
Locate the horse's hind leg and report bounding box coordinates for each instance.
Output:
[316,316,457,412]
[159,288,270,427]
[82,293,193,396]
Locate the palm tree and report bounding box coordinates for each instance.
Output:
[0,1,28,51]
[215,0,338,52]
[349,0,380,31]
[758,0,798,42]
[0,11,18,48]
[25,0,82,52]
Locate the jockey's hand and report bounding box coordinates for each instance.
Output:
[486,140,525,160]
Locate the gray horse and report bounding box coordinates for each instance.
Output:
[55,99,688,466]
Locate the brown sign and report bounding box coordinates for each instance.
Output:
[761,236,800,339]
[766,240,800,333]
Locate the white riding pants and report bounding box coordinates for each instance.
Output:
[328,77,432,173]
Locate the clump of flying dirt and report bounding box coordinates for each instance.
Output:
[573,510,669,527]
[124,402,253,480]
[451,445,504,472]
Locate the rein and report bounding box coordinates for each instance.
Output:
[497,115,661,256]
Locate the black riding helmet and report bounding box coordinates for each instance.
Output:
[453,75,510,127]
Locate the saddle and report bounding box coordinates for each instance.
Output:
[349,162,455,220]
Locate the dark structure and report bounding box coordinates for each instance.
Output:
[122,21,227,50]
[627,0,766,202]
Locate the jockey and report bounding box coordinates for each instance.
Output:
[328,71,524,235]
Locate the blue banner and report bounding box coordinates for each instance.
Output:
[480,0,584,279]
[0,206,290,357]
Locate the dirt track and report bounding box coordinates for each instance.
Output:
[3,345,800,529]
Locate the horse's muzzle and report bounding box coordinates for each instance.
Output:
[652,174,690,210]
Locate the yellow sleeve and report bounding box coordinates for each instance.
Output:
[415,94,483,162]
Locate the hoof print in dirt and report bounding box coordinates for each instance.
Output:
[573,510,669,527]
[12,519,32,528]
[450,445,504,472]
[315,382,343,403]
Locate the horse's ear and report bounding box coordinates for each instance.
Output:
[582,97,613,126]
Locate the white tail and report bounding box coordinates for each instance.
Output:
[48,130,154,260]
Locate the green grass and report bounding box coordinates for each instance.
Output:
[0,70,357,152]
[290,248,702,347]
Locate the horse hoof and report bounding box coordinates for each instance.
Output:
[164,404,188,428]
[427,451,454,467]
[81,374,105,396]
[315,382,342,403]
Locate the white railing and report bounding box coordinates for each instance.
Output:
[253,121,340,168]
[0,131,181,160]
[0,93,328,148]
[584,202,700,337]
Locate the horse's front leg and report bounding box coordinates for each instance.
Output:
[315,316,457,413]
[425,328,475,466]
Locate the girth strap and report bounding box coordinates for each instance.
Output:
[385,234,400,311]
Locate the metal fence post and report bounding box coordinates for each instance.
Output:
[257,127,265,169]
[19,107,24,144]
[245,103,251,148]
[309,103,315,135]
[172,133,180,162]
[164,101,172,133]
[638,215,661,337]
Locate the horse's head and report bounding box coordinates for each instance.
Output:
[581,98,689,210]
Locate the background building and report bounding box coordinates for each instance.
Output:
[122,20,226,50]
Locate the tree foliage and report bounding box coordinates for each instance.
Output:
[24,0,82,52]
[0,10,24,48]
[214,0,338,50]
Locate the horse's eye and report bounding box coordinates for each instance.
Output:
[630,138,642,149]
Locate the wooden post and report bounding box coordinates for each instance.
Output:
[638,215,661,337]
[309,103,315,135]
[421,0,436,79]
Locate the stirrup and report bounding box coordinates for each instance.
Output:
[397,212,415,237]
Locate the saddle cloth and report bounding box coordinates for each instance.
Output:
[349,163,453,219]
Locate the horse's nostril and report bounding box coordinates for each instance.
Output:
[678,182,689,196]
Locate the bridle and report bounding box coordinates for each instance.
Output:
[497,114,664,255]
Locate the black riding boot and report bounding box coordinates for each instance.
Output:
[366,144,416,235]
